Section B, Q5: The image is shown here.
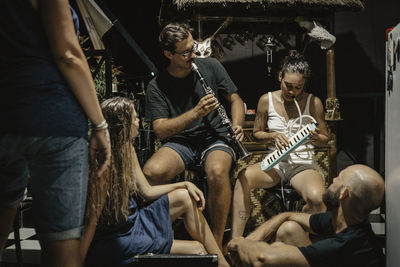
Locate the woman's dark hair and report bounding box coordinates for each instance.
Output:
[279,50,311,79]
[158,22,192,52]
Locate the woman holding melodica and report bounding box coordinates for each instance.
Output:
[231,50,329,239]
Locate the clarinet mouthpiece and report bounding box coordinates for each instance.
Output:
[191,61,198,71]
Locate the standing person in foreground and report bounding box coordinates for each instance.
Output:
[231,50,329,239]
[0,0,111,266]
[143,22,245,249]
[228,164,385,267]
[82,97,229,267]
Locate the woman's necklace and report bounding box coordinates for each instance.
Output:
[283,91,305,118]
[295,90,305,101]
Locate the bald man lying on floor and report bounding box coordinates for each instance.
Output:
[228,164,385,267]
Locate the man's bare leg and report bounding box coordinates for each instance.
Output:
[169,189,229,267]
[0,204,18,254]
[40,239,83,267]
[204,150,232,250]
[275,221,311,247]
[143,147,185,185]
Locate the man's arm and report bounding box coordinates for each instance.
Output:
[246,212,313,241]
[224,92,244,141]
[152,94,219,140]
[229,239,310,267]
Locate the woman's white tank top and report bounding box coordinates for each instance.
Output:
[266,92,315,164]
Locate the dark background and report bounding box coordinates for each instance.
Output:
[75,0,400,174]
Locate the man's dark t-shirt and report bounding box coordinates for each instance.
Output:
[145,57,237,144]
[298,212,384,267]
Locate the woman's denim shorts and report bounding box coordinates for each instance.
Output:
[0,135,88,241]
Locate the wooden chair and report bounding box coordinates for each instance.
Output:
[234,120,336,234]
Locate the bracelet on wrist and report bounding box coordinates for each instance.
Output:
[92,120,108,131]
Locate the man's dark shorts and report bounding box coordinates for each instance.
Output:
[163,137,236,168]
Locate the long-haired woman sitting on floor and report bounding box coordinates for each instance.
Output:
[81,97,229,267]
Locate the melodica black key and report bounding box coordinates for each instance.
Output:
[260,122,317,172]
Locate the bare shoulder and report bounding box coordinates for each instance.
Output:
[258,92,270,104]
[271,90,282,100]
[310,95,324,114]
[256,92,270,112]
[312,95,324,106]
[271,90,284,104]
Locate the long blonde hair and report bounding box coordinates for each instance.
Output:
[86,97,138,226]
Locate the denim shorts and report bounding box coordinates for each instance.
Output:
[0,135,88,241]
[273,162,317,185]
[163,138,236,167]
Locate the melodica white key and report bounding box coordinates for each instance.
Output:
[260,122,317,172]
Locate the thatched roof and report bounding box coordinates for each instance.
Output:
[173,0,364,10]
[160,0,365,23]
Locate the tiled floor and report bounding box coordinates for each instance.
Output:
[2,227,40,266]
[370,208,386,253]
[1,210,386,266]
[371,208,385,232]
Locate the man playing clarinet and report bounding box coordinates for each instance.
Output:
[144,22,245,250]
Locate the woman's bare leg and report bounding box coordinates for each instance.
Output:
[231,164,281,239]
[291,169,326,214]
[0,204,18,254]
[170,239,206,254]
[169,189,229,267]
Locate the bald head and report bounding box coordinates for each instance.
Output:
[341,164,384,217]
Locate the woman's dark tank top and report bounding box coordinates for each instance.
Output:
[0,0,88,138]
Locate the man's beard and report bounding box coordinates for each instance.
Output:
[322,185,343,211]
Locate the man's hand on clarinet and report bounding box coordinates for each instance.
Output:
[194,94,219,118]
[232,125,244,141]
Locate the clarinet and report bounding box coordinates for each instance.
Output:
[191,62,251,160]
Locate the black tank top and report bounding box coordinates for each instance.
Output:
[0,0,88,138]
